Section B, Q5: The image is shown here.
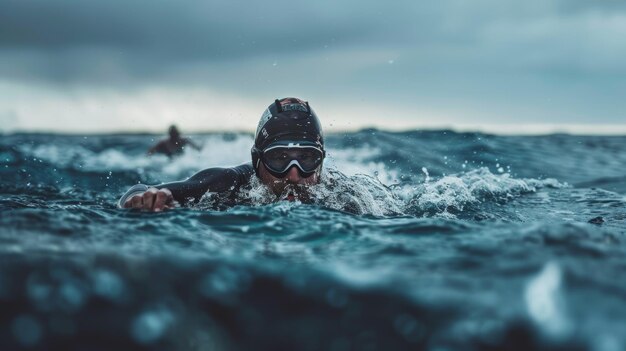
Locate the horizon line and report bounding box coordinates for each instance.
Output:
[3,123,626,137]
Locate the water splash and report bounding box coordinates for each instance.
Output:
[400,168,564,217]
[203,166,564,219]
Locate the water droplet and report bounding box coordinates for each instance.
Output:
[12,315,42,347]
[59,281,86,311]
[132,308,174,344]
[92,270,125,302]
[421,167,430,182]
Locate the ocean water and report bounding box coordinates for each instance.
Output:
[1,130,625,351]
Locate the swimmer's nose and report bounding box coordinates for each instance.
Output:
[285,166,302,183]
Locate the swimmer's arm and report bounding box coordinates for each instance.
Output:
[147,140,171,156]
[117,167,239,209]
[183,138,201,151]
[146,141,163,156]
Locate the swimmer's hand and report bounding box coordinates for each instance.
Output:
[123,187,177,212]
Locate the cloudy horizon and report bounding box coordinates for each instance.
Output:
[1,0,625,134]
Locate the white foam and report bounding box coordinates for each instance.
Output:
[209,165,564,217]
[398,168,565,216]
[525,262,571,338]
[20,134,253,179]
[325,146,399,185]
[311,167,404,216]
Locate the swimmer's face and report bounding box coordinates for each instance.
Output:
[257,162,321,201]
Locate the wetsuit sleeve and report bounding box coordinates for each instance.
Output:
[117,164,254,208]
[154,167,240,205]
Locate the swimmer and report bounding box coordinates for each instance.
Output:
[119,97,325,211]
[147,125,201,158]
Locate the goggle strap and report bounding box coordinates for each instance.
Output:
[274,99,283,113]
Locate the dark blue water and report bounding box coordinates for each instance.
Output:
[1,130,625,350]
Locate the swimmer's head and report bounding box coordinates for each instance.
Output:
[168,125,180,139]
[251,97,325,197]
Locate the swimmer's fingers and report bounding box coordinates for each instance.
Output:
[141,188,158,211]
[124,194,143,209]
[123,188,176,212]
[153,188,174,212]
[163,200,179,210]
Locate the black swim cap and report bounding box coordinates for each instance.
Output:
[251,97,325,174]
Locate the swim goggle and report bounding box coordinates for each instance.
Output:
[260,143,324,178]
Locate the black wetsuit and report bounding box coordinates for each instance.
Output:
[117,163,255,208]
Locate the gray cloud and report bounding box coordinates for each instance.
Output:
[1,0,625,127]
[2,0,623,74]
[0,0,374,57]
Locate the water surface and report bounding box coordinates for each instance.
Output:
[1,130,625,350]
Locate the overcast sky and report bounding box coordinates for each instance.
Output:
[1,0,625,134]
